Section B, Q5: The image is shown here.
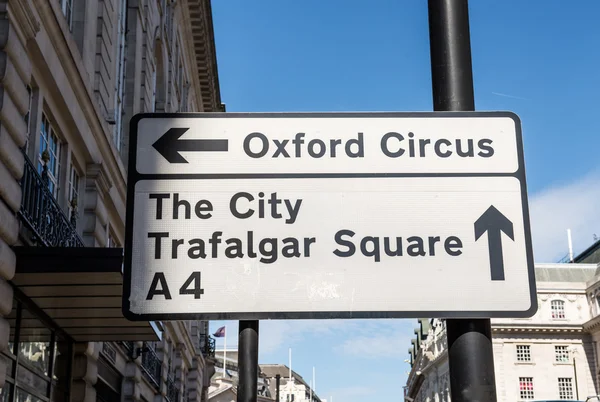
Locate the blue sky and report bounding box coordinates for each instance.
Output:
[210,1,600,400]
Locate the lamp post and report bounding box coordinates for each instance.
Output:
[569,346,579,400]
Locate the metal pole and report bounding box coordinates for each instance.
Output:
[573,357,579,400]
[238,320,259,402]
[276,374,281,402]
[427,1,498,401]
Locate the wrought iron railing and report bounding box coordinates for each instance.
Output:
[166,375,179,402]
[141,346,162,389]
[19,152,83,247]
[199,334,215,358]
[120,341,134,356]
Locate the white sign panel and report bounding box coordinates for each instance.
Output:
[123,112,537,321]
[135,115,519,175]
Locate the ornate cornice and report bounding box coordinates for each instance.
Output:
[86,162,113,197]
[8,0,40,42]
[492,326,583,334]
[185,0,224,112]
[583,315,600,332]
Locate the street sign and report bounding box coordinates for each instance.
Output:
[123,112,537,321]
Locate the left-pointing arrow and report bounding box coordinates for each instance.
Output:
[152,127,229,163]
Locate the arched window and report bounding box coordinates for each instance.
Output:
[551,299,566,319]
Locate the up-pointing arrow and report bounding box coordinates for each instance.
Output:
[152,127,229,163]
[474,205,514,281]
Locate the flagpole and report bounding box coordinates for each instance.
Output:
[289,348,292,381]
[223,325,227,378]
[312,366,315,399]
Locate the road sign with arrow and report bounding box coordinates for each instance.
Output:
[123,111,537,321]
[152,127,229,163]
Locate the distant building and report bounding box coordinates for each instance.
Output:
[260,364,322,402]
[206,356,322,402]
[575,239,600,264]
[405,261,600,402]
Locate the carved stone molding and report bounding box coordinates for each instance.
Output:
[8,0,40,41]
[86,162,113,197]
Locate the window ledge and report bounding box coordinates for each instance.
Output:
[515,361,535,365]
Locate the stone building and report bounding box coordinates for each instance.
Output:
[0,0,223,401]
[405,260,600,402]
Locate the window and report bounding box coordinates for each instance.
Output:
[519,377,534,399]
[60,0,73,30]
[24,85,34,153]
[177,57,184,100]
[107,232,120,248]
[113,0,127,150]
[4,298,73,402]
[551,299,566,319]
[152,39,166,112]
[165,0,173,45]
[68,163,79,220]
[38,114,61,198]
[173,40,179,93]
[151,65,157,112]
[516,345,531,362]
[555,346,570,363]
[558,378,573,399]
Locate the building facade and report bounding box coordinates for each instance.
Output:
[0,0,223,401]
[205,356,322,402]
[259,364,321,402]
[405,262,600,402]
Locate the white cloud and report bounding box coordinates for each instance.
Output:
[336,333,410,358]
[259,320,351,355]
[326,386,374,398]
[255,319,417,358]
[529,171,600,262]
[333,320,415,359]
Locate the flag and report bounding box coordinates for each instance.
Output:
[213,326,226,337]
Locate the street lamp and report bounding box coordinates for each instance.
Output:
[569,346,580,400]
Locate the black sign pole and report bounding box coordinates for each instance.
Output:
[237,320,259,402]
[427,1,498,401]
[276,374,281,402]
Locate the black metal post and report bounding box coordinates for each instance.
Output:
[276,374,281,402]
[428,1,497,401]
[237,320,259,402]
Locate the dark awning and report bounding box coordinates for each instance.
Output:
[10,247,160,342]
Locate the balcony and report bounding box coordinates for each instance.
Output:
[166,375,179,402]
[19,152,83,247]
[141,346,162,389]
[120,341,134,356]
[199,334,215,358]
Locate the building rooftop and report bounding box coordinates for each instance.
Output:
[534,263,598,283]
[574,238,600,265]
[259,364,322,402]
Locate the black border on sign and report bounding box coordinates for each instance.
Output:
[122,111,537,321]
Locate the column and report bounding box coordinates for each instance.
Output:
[70,342,99,402]
[123,342,143,402]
